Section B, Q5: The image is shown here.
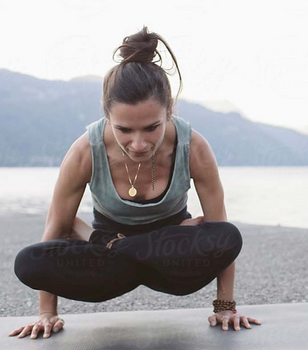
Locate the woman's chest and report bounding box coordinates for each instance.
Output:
[109,157,175,201]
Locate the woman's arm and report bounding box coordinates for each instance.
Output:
[39,136,91,313]
[189,129,234,301]
[189,129,261,330]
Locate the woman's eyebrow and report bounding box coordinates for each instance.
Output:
[114,121,161,129]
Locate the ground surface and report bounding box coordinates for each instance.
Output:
[1,212,307,318]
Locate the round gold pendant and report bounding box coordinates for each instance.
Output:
[128,187,137,197]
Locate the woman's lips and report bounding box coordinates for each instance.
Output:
[130,150,150,155]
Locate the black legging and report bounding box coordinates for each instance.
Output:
[14,212,243,303]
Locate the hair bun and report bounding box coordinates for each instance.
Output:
[117,26,159,64]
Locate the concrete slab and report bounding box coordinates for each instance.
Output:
[2,302,307,349]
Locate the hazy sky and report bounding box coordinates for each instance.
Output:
[0,0,307,133]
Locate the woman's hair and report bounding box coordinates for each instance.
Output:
[102,26,182,119]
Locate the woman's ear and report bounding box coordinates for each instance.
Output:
[167,101,173,121]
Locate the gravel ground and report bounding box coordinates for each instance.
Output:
[1,212,308,317]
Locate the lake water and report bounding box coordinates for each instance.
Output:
[0,167,307,229]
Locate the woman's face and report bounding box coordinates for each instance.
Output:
[108,98,171,163]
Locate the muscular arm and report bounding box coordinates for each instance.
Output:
[189,129,235,301]
[39,133,91,314]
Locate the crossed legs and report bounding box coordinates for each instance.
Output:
[14,221,242,303]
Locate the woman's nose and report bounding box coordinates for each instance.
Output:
[131,138,147,152]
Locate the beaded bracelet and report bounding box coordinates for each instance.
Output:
[212,299,237,313]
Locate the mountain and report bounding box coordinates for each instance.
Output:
[0,69,307,166]
[177,100,308,166]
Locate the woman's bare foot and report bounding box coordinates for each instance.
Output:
[179,216,205,226]
[69,217,94,241]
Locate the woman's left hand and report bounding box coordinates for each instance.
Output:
[208,310,262,331]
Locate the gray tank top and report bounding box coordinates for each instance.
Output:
[85,115,192,225]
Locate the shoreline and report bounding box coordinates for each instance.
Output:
[1,212,307,317]
[1,210,308,231]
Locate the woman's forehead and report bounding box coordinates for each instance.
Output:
[110,99,165,113]
[109,99,167,126]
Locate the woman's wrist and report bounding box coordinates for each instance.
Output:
[212,299,237,313]
[39,311,58,316]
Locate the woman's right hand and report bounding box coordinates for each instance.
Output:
[8,312,65,339]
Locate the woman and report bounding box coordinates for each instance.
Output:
[9,26,261,340]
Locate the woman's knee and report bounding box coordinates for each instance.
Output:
[198,221,243,260]
[218,221,243,255]
[14,243,49,288]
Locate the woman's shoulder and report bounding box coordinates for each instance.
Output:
[189,129,216,179]
[189,128,213,157]
[72,130,93,184]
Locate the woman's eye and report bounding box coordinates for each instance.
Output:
[118,125,158,133]
[146,125,158,132]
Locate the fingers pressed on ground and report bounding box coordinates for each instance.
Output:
[18,326,32,338]
[233,316,241,330]
[8,327,24,336]
[249,317,262,324]
[241,317,252,328]
[54,320,64,332]
[208,315,217,326]
[43,323,52,338]
[221,316,229,330]
[30,325,40,339]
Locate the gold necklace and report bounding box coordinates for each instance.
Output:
[121,151,141,197]
[121,150,155,197]
[151,153,155,191]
